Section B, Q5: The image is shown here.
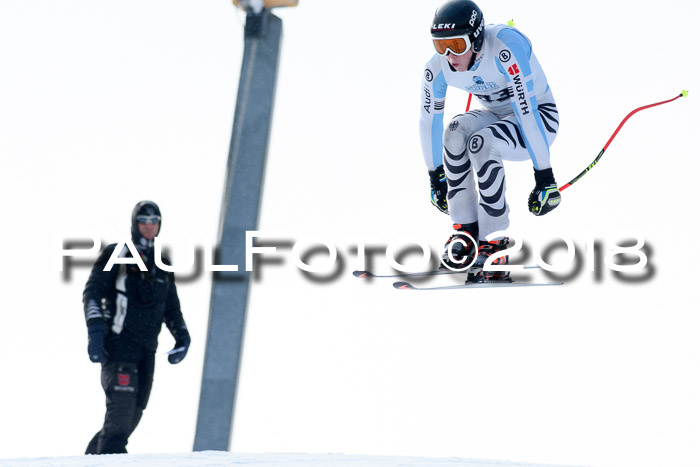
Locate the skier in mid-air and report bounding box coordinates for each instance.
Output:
[421,0,561,279]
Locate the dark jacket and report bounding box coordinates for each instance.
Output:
[83,243,186,353]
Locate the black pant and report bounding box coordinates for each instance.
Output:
[85,335,155,455]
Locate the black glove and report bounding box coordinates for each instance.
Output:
[87,322,107,363]
[168,327,191,364]
[528,168,561,216]
[428,165,449,215]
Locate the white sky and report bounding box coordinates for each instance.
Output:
[1,1,699,467]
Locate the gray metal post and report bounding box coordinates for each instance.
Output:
[193,9,282,452]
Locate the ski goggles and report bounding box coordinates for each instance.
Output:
[432,34,472,56]
[136,215,161,224]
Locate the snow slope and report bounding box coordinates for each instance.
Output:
[0,452,589,467]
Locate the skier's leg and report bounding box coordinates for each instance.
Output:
[465,101,559,279]
[442,109,500,226]
[126,353,155,439]
[468,100,560,239]
[465,127,510,237]
[85,431,100,454]
[96,362,139,454]
[440,110,500,267]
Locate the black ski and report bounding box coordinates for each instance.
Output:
[353,269,462,279]
[393,279,563,291]
[353,265,541,279]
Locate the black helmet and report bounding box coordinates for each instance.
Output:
[131,200,161,244]
[431,0,485,53]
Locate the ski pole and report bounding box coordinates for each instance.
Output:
[559,90,688,192]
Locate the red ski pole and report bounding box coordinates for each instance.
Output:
[559,90,688,192]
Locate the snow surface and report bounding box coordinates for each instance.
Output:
[0,452,589,467]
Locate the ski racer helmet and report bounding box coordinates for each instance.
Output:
[431,0,485,55]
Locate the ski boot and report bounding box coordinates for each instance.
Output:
[440,223,478,271]
[469,237,511,282]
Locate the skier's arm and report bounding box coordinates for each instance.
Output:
[420,55,450,214]
[494,29,551,171]
[494,29,561,216]
[161,261,189,364]
[163,276,186,335]
[82,244,118,362]
[83,244,118,326]
[419,55,448,171]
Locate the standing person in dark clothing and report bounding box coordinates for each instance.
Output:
[83,200,191,455]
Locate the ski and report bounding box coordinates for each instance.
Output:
[353,265,541,279]
[393,279,563,291]
[353,268,462,279]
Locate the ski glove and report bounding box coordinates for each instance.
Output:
[528,168,561,216]
[87,322,107,363]
[428,165,449,215]
[168,327,191,364]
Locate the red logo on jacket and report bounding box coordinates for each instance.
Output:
[508,64,520,75]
